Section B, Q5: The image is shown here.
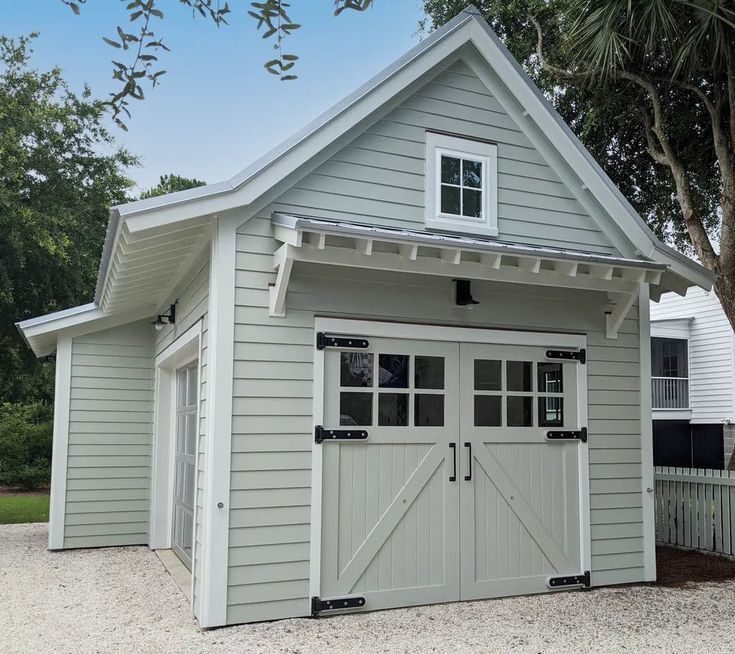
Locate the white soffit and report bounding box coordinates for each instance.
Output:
[269,213,670,338]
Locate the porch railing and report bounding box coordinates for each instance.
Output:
[652,376,689,409]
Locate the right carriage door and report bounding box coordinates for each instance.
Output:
[459,342,586,600]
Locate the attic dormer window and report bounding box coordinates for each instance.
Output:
[426,132,498,237]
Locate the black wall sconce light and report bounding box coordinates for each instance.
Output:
[454,279,479,307]
[152,301,177,331]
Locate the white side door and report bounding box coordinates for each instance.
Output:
[318,338,461,612]
[172,362,198,570]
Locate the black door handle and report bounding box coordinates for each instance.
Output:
[464,442,472,481]
[449,442,457,482]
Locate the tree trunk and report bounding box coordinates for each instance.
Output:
[713,273,735,332]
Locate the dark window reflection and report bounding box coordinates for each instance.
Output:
[378,393,408,426]
[474,360,501,391]
[415,394,444,426]
[340,353,373,387]
[340,392,372,426]
[415,356,444,390]
[474,395,501,427]
[537,362,563,394]
[507,396,533,427]
[507,361,532,392]
[378,354,409,388]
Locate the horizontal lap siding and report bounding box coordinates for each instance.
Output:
[153,251,210,616]
[228,216,644,623]
[65,321,154,548]
[273,60,618,256]
[651,288,734,423]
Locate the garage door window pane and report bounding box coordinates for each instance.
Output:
[539,397,563,427]
[507,396,533,427]
[507,361,532,392]
[415,356,444,389]
[474,360,501,391]
[340,392,372,426]
[341,353,373,387]
[379,393,408,426]
[379,354,409,388]
[474,395,501,426]
[415,394,444,426]
[538,362,563,393]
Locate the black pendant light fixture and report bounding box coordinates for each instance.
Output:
[152,301,177,331]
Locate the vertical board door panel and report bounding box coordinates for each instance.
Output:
[459,343,583,599]
[319,338,461,610]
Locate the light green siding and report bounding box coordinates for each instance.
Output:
[153,250,210,617]
[228,213,645,624]
[273,60,619,256]
[65,321,154,548]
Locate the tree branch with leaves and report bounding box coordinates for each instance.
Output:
[62,0,374,127]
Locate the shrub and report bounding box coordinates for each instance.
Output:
[0,402,53,490]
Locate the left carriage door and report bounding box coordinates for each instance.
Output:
[172,362,198,570]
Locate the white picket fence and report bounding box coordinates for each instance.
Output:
[654,466,735,556]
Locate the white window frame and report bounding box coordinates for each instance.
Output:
[425,132,498,237]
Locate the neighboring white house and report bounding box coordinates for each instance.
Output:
[650,287,735,468]
[16,7,713,629]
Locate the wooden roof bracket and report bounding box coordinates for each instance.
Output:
[269,243,294,317]
[605,290,638,339]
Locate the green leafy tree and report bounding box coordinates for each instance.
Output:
[0,34,136,403]
[61,0,374,127]
[140,173,206,199]
[423,0,735,331]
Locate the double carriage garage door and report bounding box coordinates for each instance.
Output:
[312,322,591,615]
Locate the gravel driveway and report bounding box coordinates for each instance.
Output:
[2,523,735,654]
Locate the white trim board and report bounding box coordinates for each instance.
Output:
[150,320,202,553]
[48,334,72,550]
[638,283,656,581]
[199,215,236,629]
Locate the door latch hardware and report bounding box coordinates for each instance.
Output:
[546,348,586,364]
[546,427,588,443]
[316,333,370,350]
[548,571,591,588]
[314,425,368,444]
[311,595,366,616]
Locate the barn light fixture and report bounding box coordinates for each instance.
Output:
[152,302,177,331]
[454,279,479,307]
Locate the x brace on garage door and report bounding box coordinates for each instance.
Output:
[269,214,673,339]
[309,318,591,616]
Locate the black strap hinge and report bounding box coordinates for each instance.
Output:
[316,332,370,350]
[315,425,369,444]
[546,348,586,364]
[311,595,366,616]
[546,427,588,443]
[548,570,591,589]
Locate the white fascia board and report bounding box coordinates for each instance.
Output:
[17,303,156,358]
[465,18,713,291]
[113,9,476,226]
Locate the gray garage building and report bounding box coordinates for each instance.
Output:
[17,6,713,628]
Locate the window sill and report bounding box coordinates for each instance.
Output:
[426,216,498,239]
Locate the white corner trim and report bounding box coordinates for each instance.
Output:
[48,334,72,550]
[199,216,236,628]
[638,283,656,581]
[309,339,325,603]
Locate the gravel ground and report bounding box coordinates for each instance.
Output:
[2,523,735,654]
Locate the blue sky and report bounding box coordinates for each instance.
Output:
[6,1,427,192]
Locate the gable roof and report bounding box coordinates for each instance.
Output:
[17,5,714,356]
